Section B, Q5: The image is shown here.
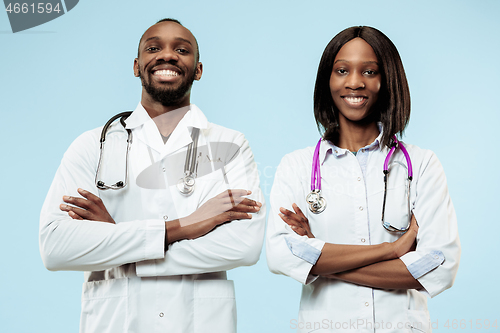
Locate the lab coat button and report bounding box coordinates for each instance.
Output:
[357,177,361,181]
[361,149,365,153]
[162,168,166,172]
[361,238,366,243]
[163,215,168,221]
[365,302,369,307]
[159,312,164,317]
[359,206,363,211]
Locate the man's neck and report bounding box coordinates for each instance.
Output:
[141,92,191,137]
[142,102,191,137]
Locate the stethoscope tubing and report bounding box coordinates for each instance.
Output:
[95,112,133,190]
[308,135,413,232]
[95,112,200,195]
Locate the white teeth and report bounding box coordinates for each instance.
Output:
[154,69,179,76]
[344,96,364,103]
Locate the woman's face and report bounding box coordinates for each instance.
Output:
[329,38,381,125]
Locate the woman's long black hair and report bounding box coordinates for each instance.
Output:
[314,26,411,148]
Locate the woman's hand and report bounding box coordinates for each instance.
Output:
[391,214,419,258]
[60,188,115,224]
[279,203,315,238]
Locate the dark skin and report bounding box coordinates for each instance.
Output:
[280,205,421,289]
[61,189,262,248]
[279,38,422,290]
[59,21,262,247]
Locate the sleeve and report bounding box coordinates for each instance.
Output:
[265,153,326,285]
[39,131,166,272]
[135,133,266,276]
[399,151,461,297]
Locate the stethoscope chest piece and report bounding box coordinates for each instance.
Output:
[306,189,327,214]
[177,174,195,196]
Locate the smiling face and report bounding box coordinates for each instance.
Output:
[329,37,381,126]
[134,21,202,108]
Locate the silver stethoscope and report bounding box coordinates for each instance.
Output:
[307,135,413,233]
[95,112,200,196]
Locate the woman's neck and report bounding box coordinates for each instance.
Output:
[336,121,380,153]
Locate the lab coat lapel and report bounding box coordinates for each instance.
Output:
[159,105,209,160]
[124,103,164,154]
[160,121,192,160]
[125,104,208,160]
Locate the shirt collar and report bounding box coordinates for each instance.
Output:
[319,122,384,164]
[124,103,208,130]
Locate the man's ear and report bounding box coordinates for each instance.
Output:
[194,62,203,81]
[133,58,140,77]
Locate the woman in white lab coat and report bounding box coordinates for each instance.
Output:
[266,26,460,333]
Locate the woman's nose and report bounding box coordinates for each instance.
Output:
[345,72,365,89]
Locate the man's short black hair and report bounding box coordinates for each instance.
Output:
[137,18,200,62]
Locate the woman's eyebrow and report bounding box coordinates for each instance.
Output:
[333,59,378,65]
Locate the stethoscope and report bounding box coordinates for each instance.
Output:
[95,112,200,196]
[307,135,413,233]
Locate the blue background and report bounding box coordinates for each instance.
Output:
[1,0,499,332]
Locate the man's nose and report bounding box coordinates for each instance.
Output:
[156,48,179,62]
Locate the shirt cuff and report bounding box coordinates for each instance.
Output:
[284,235,325,285]
[284,236,322,265]
[400,250,445,279]
[143,219,166,261]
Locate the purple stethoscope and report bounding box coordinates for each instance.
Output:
[307,135,413,232]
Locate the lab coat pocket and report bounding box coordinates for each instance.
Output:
[406,309,431,332]
[296,310,333,332]
[194,279,236,333]
[80,277,128,333]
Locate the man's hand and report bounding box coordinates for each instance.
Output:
[279,203,315,238]
[180,189,260,226]
[170,189,261,242]
[60,188,115,224]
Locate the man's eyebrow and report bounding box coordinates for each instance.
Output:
[175,37,193,45]
[144,36,160,44]
[143,36,193,46]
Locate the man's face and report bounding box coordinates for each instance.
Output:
[134,21,202,107]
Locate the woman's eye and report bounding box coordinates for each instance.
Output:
[364,70,377,75]
[336,69,348,74]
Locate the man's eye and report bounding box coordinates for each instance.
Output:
[177,48,189,54]
[146,47,159,52]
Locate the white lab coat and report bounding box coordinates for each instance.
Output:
[266,137,460,333]
[40,104,265,333]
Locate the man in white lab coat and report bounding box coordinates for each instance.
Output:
[39,18,265,333]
